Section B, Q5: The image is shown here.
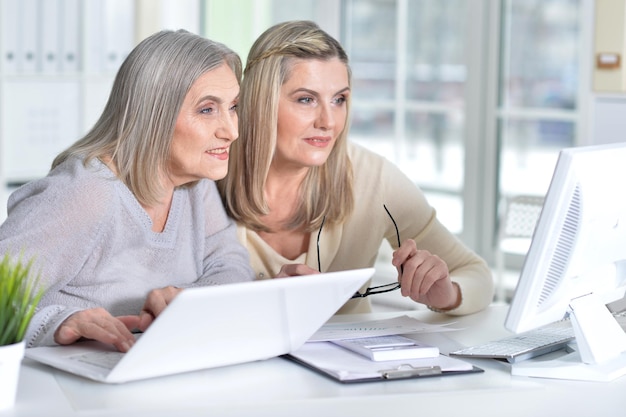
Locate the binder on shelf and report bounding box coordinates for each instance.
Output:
[284,341,483,383]
[84,0,134,74]
[59,0,81,73]
[40,0,60,74]
[1,0,20,73]
[19,0,38,73]
[83,0,105,73]
[103,0,135,73]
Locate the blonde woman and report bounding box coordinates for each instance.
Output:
[0,30,254,351]
[219,21,493,315]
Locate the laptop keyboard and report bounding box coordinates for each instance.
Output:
[72,351,124,370]
[450,310,626,364]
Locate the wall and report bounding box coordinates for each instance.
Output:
[589,0,626,145]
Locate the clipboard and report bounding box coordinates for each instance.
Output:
[283,341,483,383]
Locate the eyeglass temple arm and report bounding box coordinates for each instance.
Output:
[383,204,403,276]
[316,216,326,273]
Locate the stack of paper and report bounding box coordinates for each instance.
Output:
[284,315,481,383]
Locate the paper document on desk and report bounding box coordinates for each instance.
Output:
[285,341,481,383]
[309,315,460,342]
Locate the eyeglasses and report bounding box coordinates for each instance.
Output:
[316,204,402,299]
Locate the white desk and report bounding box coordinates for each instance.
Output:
[4,305,626,417]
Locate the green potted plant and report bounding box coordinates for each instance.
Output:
[0,252,43,410]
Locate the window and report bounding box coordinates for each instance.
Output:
[343,0,468,235]
[340,0,583,265]
[203,0,585,266]
[497,0,580,199]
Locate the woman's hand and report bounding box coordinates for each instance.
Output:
[54,308,140,352]
[275,263,320,278]
[137,286,184,331]
[391,239,461,311]
[55,286,184,351]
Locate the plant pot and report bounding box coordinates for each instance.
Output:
[0,341,25,410]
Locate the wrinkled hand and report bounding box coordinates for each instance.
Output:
[275,263,320,278]
[392,239,460,310]
[137,286,183,331]
[55,308,140,352]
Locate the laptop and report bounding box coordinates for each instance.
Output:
[25,268,374,383]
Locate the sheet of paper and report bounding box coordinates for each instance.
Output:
[289,341,474,382]
[308,315,460,342]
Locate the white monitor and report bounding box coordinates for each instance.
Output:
[505,142,626,381]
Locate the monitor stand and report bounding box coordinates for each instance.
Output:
[511,293,626,382]
[511,347,626,382]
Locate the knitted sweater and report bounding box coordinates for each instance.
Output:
[0,157,254,347]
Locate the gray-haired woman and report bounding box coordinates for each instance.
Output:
[0,29,253,352]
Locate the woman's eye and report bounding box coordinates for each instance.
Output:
[298,97,313,104]
[333,96,346,105]
[229,103,238,112]
[200,107,215,114]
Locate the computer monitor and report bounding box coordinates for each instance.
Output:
[504,142,626,381]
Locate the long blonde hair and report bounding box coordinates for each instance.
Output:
[219,20,354,232]
[53,29,242,206]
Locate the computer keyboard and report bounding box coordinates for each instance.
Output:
[449,320,575,364]
[450,310,626,364]
[613,309,626,329]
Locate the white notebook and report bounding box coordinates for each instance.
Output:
[25,268,374,383]
[332,334,440,361]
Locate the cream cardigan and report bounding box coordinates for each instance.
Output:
[236,142,494,315]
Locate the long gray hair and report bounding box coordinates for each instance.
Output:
[53,29,242,206]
